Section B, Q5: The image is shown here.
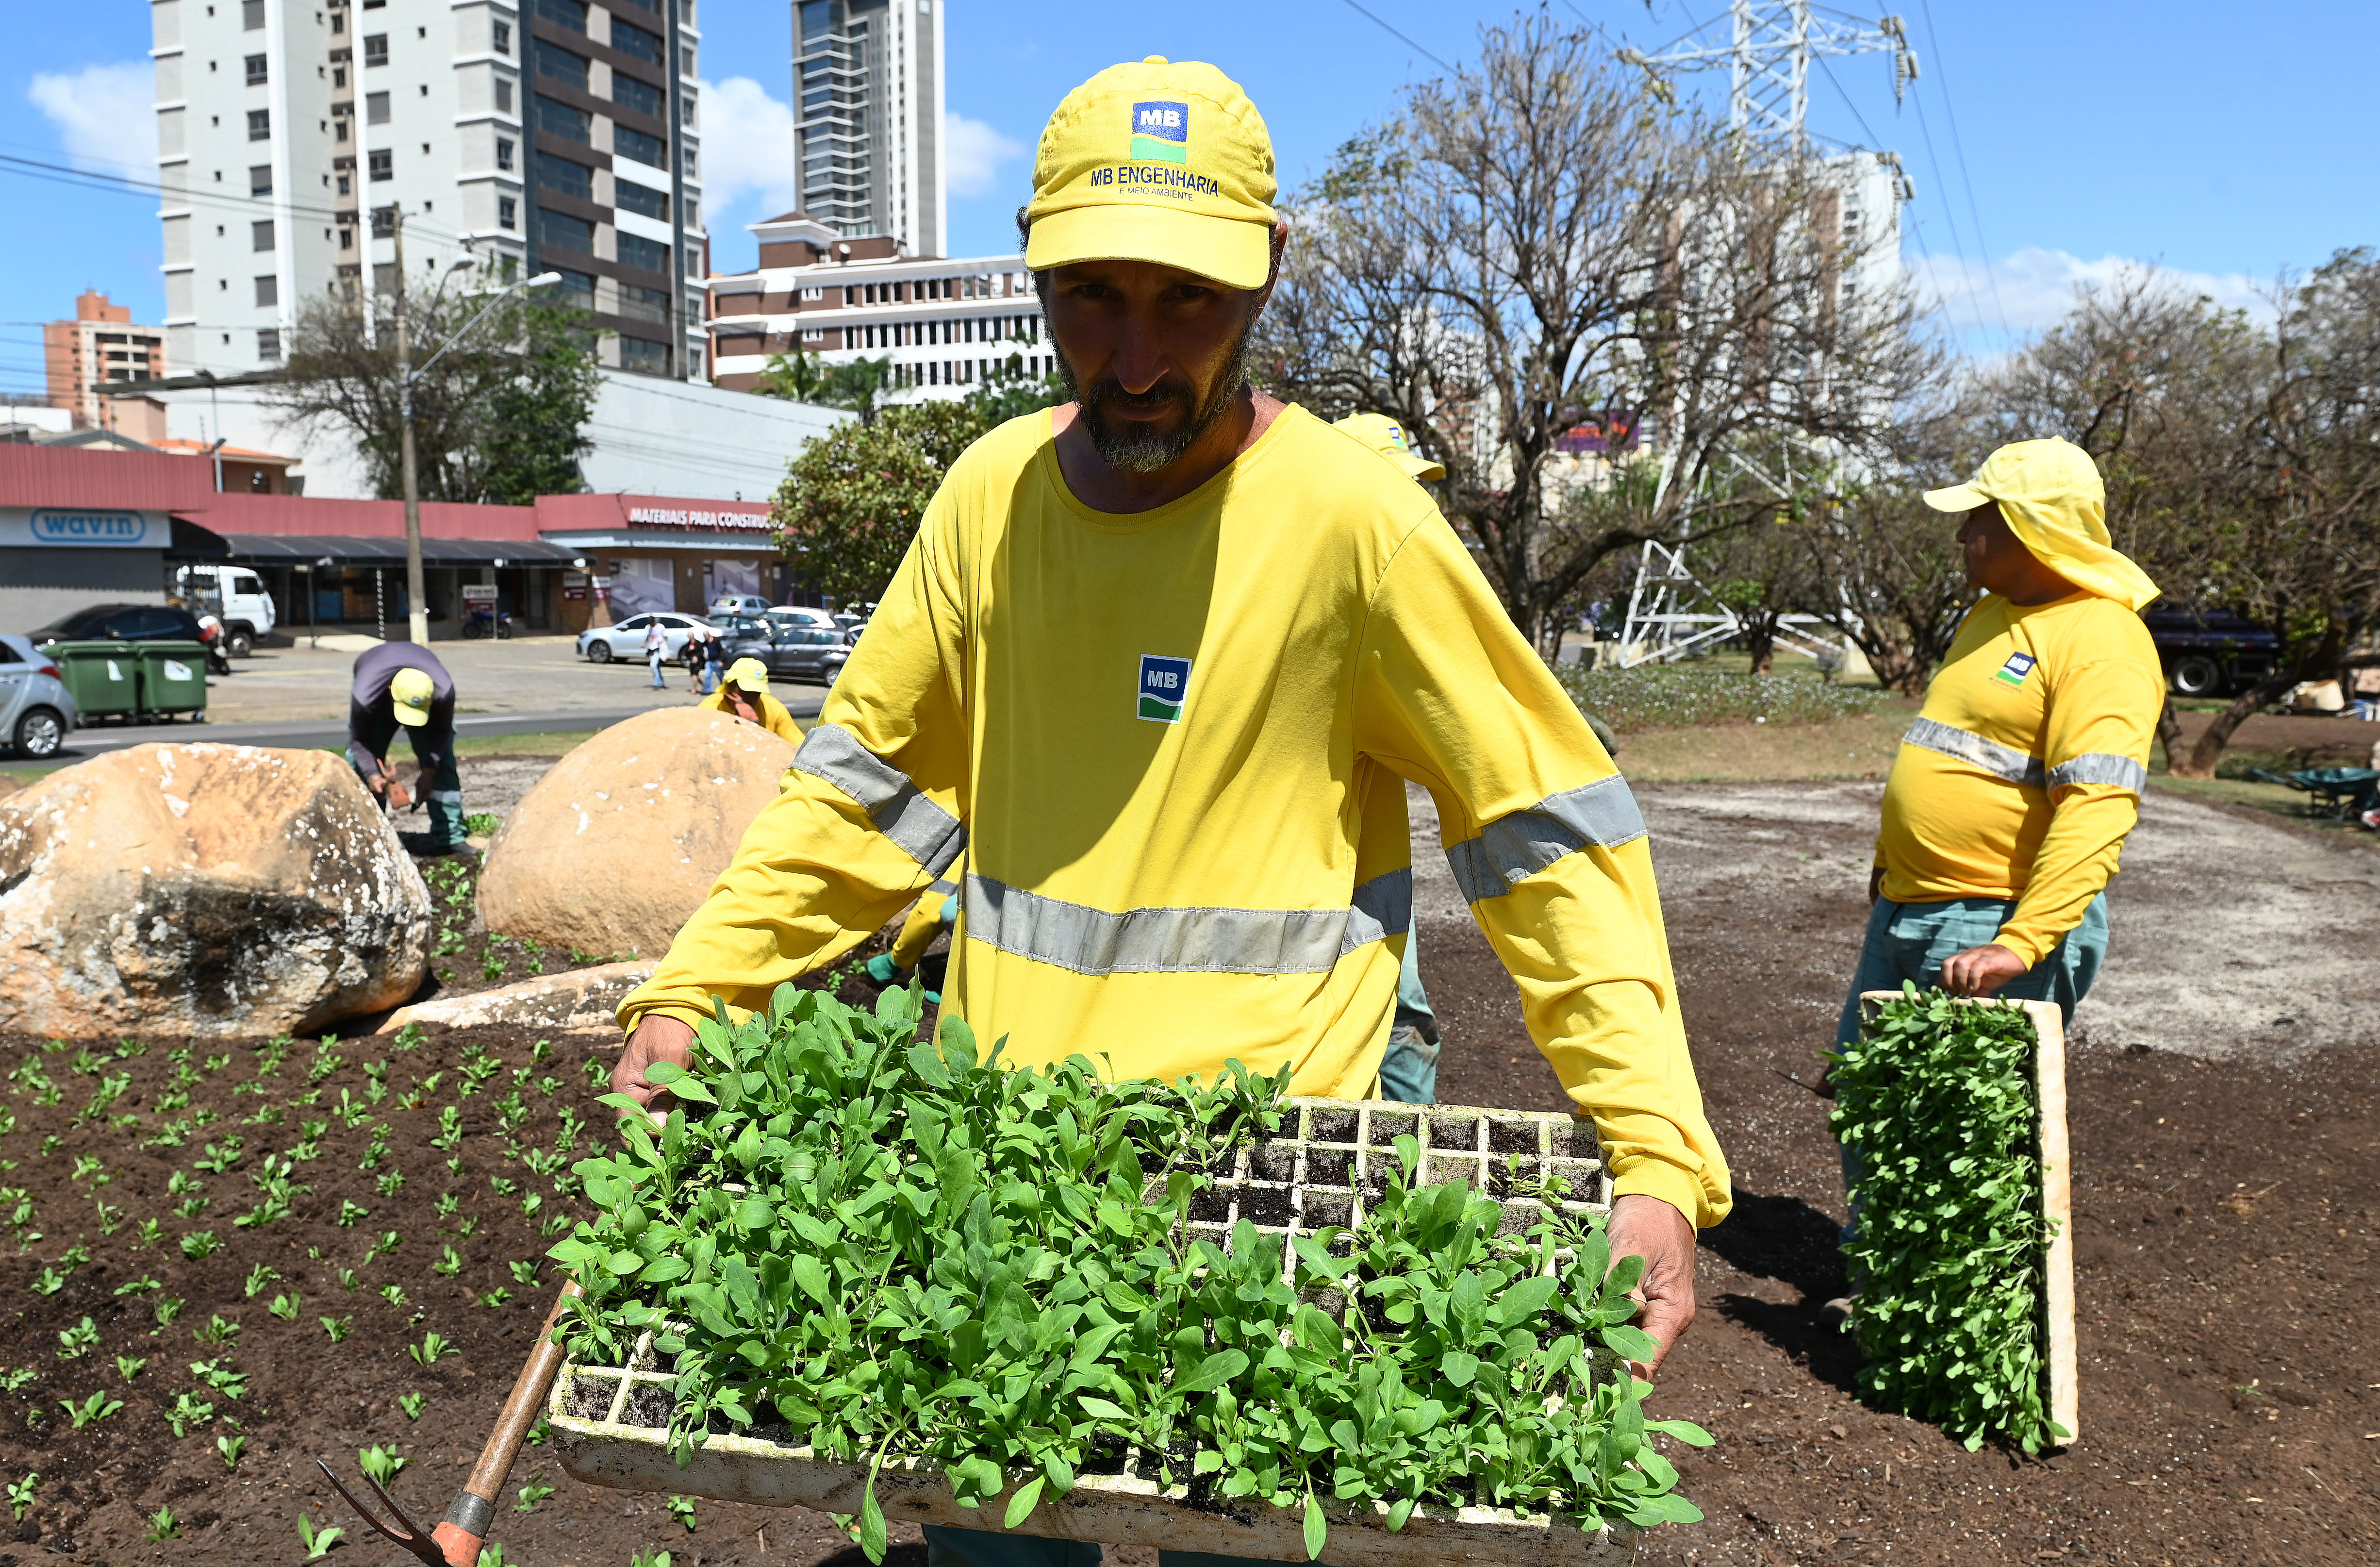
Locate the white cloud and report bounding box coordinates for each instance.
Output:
[1911,246,2275,338]
[696,76,796,217]
[944,114,1025,199]
[28,62,156,175]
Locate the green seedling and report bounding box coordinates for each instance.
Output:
[6,1472,33,1521]
[133,1217,165,1247]
[152,1296,186,1333]
[0,1369,31,1394]
[188,1359,247,1400]
[455,1214,479,1238]
[269,1292,302,1322]
[192,1139,242,1173]
[434,1192,461,1218]
[367,1229,402,1262]
[508,1259,541,1287]
[433,1244,463,1277]
[179,1230,219,1260]
[380,1284,409,1307]
[173,1197,209,1219]
[243,1264,281,1298]
[666,1495,697,1533]
[337,1267,359,1291]
[193,1314,241,1347]
[147,1503,181,1540]
[217,1433,246,1470]
[475,1287,513,1309]
[60,1390,123,1428]
[398,1391,427,1420]
[476,1546,509,1567]
[514,1470,555,1512]
[113,1274,161,1296]
[115,1354,147,1383]
[409,1332,458,1367]
[357,1444,407,1485]
[320,1316,353,1343]
[54,1317,97,1359]
[297,1512,346,1557]
[629,1552,672,1567]
[164,1393,214,1436]
[28,1267,64,1297]
[337,1200,371,1227]
[376,1170,407,1197]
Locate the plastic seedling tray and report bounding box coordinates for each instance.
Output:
[550,1097,1639,1564]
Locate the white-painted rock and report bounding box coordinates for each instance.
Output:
[475,708,795,961]
[374,959,657,1034]
[0,745,433,1037]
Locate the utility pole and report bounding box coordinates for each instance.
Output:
[393,207,430,646]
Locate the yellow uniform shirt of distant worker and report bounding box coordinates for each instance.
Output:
[698,658,806,746]
[621,406,1731,1230]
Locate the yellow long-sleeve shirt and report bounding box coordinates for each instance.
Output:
[1876,591,2165,966]
[620,405,1730,1229]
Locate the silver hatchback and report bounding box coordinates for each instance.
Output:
[0,634,78,758]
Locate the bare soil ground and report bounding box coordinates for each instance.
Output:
[0,779,2371,1567]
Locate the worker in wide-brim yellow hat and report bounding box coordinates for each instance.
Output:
[698,655,804,746]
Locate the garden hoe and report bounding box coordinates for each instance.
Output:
[318,1281,583,1566]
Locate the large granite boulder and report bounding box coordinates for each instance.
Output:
[0,745,433,1037]
[476,707,796,961]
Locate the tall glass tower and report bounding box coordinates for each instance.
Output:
[794,0,944,255]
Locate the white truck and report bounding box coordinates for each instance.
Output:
[173,566,278,656]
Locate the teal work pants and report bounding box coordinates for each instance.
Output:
[923,1525,1265,1567]
[1377,932,1439,1106]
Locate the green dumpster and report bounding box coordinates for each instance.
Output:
[134,641,210,718]
[47,642,140,719]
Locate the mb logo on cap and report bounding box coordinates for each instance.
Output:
[1138,654,1192,723]
[1130,100,1188,164]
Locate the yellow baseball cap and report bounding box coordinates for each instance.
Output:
[390,667,435,727]
[1025,57,1277,290]
[1334,412,1446,482]
[1923,437,2159,611]
[724,657,768,692]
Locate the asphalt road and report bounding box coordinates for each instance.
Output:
[0,693,829,771]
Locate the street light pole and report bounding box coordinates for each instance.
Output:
[393,208,429,645]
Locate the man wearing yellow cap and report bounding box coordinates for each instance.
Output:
[1830,438,2163,1237]
[699,656,805,746]
[614,65,1729,1558]
[346,641,465,851]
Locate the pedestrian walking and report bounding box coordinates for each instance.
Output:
[681,628,707,694]
[643,618,668,688]
[702,628,727,695]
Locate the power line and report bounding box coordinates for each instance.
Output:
[1334,0,1454,73]
[1914,0,2012,338]
[0,151,488,253]
[1894,69,1994,341]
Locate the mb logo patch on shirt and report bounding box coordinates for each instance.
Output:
[1138,654,1191,723]
[1994,651,2038,687]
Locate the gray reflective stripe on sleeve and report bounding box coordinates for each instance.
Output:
[1901,716,2046,788]
[2047,752,2148,793]
[926,878,959,896]
[966,874,1368,976]
[1444,774,1648,903]
[1339,866,1413,956]
[791,723,967,875]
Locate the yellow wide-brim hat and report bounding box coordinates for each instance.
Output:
[1333,412,1446,482]
[1923,436,2160,611]
[390,667,434,726]
[1025,57,1277,290]
[724,657,768,692]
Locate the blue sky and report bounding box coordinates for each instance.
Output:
[6,0,2377,399]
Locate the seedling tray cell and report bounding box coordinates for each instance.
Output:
[549,1098,1636,1564]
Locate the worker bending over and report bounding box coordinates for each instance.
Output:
[613,57,1729,1567]
[700,657,805,745]
[347,641,466,853]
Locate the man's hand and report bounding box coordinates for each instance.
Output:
[1939,942,2028,997]
[1604,1192,1698,1379]
[612,1015,696,1116]
[364,769,390,801]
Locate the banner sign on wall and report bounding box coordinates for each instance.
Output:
[0,508,164,548]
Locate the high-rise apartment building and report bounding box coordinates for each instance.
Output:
[43,292,168,429]
[152,0,708,381]
[795,0,943,256]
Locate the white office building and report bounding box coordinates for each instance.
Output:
[706,213,1045,398]
[795,0,943,256]
[151,0,708,382]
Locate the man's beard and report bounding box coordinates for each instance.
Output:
[1055,324,1256,475]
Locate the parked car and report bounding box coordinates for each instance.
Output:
[708,595,774,620]
[0,634,77,758]
[28,603,209,652]
[763,606,838,634]
[715,617,851,684]
[2143,609,2280,697]
[577,612,715,663]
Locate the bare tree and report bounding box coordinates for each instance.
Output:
[1258,12,1936,651]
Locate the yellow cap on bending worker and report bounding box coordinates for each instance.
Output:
[1025,58,1276,289]
[390,667,434,727]
[1922,437,2160,612]
[724,657,768,693]
[1334,413,1446,482]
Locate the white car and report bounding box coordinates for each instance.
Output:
[763,606,838,634]
[708,595,774,619]
[577,612,715,663]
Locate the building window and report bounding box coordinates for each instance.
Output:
[802,327,824,343]
[495,137,514,171]
[258,328,281,363]
[371,204,396,236]
[682,145,698,178]
[612,72,661,119]
[364,33,388,67]
[534,95,590,144]
[254,275,279,307]
[493,19,512,54]
[618,232,668,274]
[495,78,513,114]
[618,335,669,375]
[536,208,594,254]
[801,286,824,301]
[535,0,587,33]
[337,172,351,193]
[252,218,276,251]
[243,0,264,28]
[339,227,353,249]
[247,109,271,141]
[533,39,586,90]
[245,54,268,85]
[614,180,665,222]
[537,157,591,202]
[368,148,392,181]
[366,90,390,124]
[249,164,272,196]
[618,282,669,324]
[684,196,699,228]
[680,44,695,77]
[614,124,665,168]
[335,117,349,141]
[610,17,663,67]
[498,196,517,230]
[680,94,696,127]
[550,268,595,309]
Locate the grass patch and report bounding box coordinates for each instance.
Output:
[453,731,598,759]
[1559,663,1889,733]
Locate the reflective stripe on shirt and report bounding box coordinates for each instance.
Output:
[1904,716,2145,795]
[964,870,1409,977]
[1446,774,1648,903]
[791,724,968,875]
